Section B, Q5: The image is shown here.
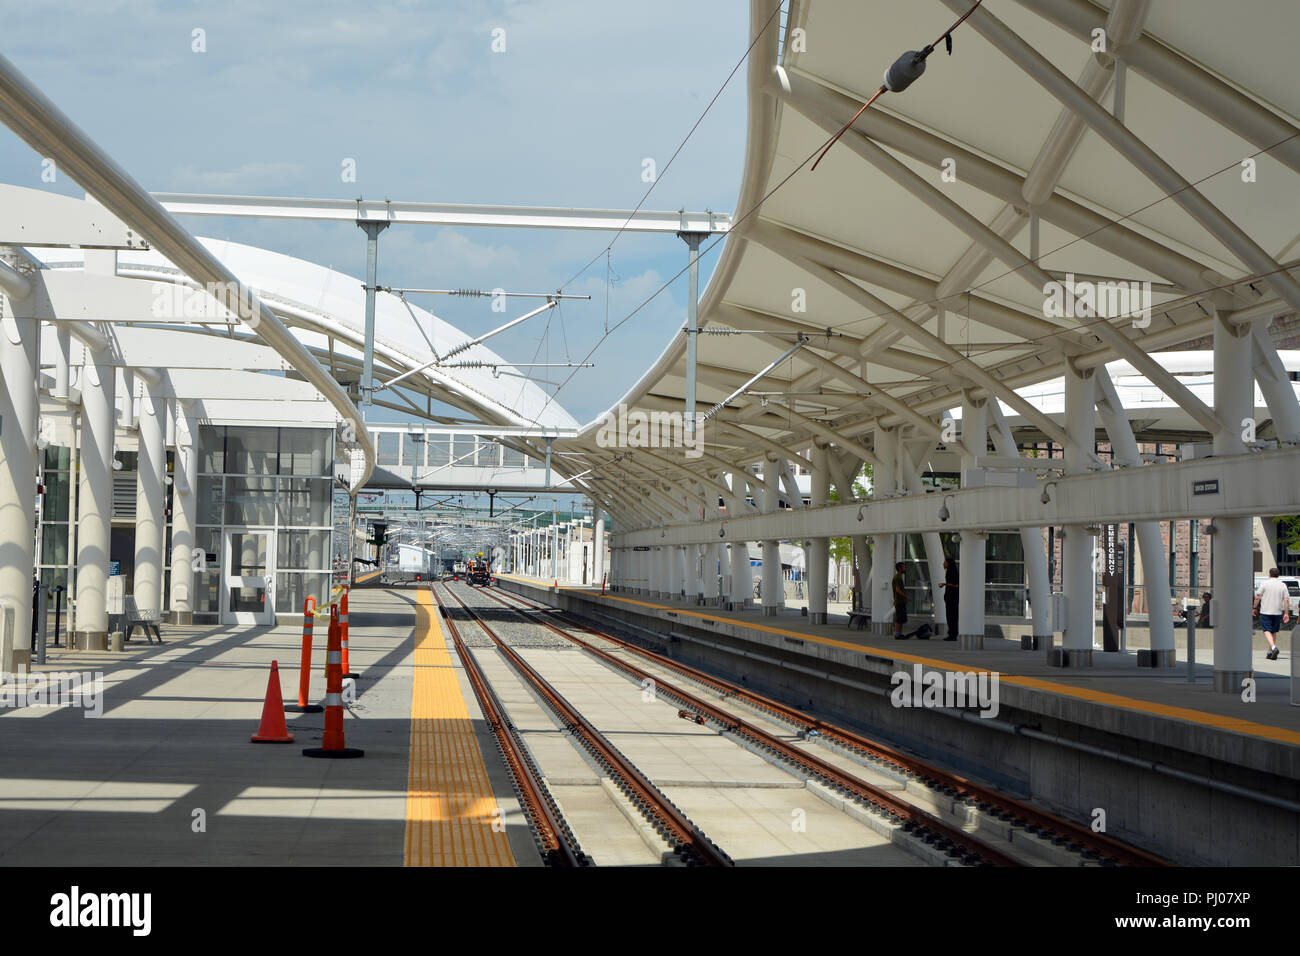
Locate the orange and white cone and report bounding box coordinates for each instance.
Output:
[286,597,323,713]
[340,587,357,680]
[303,606,364,759]
[251,661,294,743]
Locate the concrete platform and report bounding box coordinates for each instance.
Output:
[0,586,538,867]
[497,575,1300,866]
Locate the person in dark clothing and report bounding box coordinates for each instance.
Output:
[892,561,908,639]
[1197,592,1212,629]
[940,557,959,641]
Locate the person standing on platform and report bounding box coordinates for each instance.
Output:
[940,557,959,641]
[1254,568,1290,661]
[1197,592,1212,629]
[892,561,909,640]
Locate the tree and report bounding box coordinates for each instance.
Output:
[1278,516,1300,554]
[827,465,872,564]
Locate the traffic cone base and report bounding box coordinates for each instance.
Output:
[251,661,295,743]
[284,703,324,713]
[302,746,365,758]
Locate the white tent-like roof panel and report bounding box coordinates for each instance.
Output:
[555,0,1300,528]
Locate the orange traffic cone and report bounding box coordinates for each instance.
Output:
[303,607,364,759]
[340,587,357,680]
[251,661,295,743]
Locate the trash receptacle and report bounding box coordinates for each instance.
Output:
[109,631,124,653]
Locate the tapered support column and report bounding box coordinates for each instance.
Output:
[1061,364,1096,665]
[1213,305,1255,692]
[809,445,830,624]
[728,472,750,610]
[871,428,899,634]
[958,401,989,649]
[761,459,782,616]
[169,402,198,624]
[703,542,721,605]
[74,356,116,649]
[987,404,1053,650]
[1094,370,1174,665]
[593,505,606,586]
[133,381,166,621]
[0,303,39,673]
[900,454,946,635]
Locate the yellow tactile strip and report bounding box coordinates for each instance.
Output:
[499,575,1300,748]
[405,589,515,867]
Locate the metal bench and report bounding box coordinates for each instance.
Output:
[117,597,164,645]
[846,610,870,631]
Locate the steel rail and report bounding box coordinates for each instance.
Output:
[479,588,1020,867]
[434,584,731,867]
[491,586,1168,867]
[431,586,584,867]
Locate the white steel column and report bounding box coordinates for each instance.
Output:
[593,504,606,587]
[133,381,166,621]
[1061,364,1096,665]
[74,355,115,649]
[900,453,946,636]
[1251,322,1300,443]
[0,287,39,673]
[703,540,721,606]
[1094,370,1175,666]
[168,401,198,624]
[761,458,782,616]
[871,428,898,634]
[728,471,751,610]
[958,400,989,649]
[987,404,1053,650]
[1213,303,1255,692]
[809,444,830,624]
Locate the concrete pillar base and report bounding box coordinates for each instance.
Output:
[810,611,827,625]
[170,611,193,625]
[1213,669,1252,694]
[1137,648,1176,668]
[10,649,30,673]
[1020,633,1053,651]
[762,605,779,617]
[1048,648,1093,668]
[959,633,984,650]
[73,630,107,651]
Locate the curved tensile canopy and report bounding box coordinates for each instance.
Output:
[24,227,577,436]
[553,0,1300,529]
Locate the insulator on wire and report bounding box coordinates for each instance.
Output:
[884,51,927,92]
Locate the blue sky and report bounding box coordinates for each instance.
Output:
[0,0,750,425]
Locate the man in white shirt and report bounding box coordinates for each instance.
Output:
[1253,568,1291,661]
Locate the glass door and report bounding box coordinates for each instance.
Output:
[223,530,275,625]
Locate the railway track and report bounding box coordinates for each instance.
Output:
[436,585,589,867]
[433,582,733,867]
[482,583,1169,868]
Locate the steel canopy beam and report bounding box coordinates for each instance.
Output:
[154,193,732,235]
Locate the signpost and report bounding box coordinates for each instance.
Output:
[1101,524,1125,652]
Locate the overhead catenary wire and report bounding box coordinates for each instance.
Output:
[557,0,787,293]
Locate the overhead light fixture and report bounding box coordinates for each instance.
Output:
[1204,522,1218,536]
[938,494,955,523]
[857,505,866,522]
